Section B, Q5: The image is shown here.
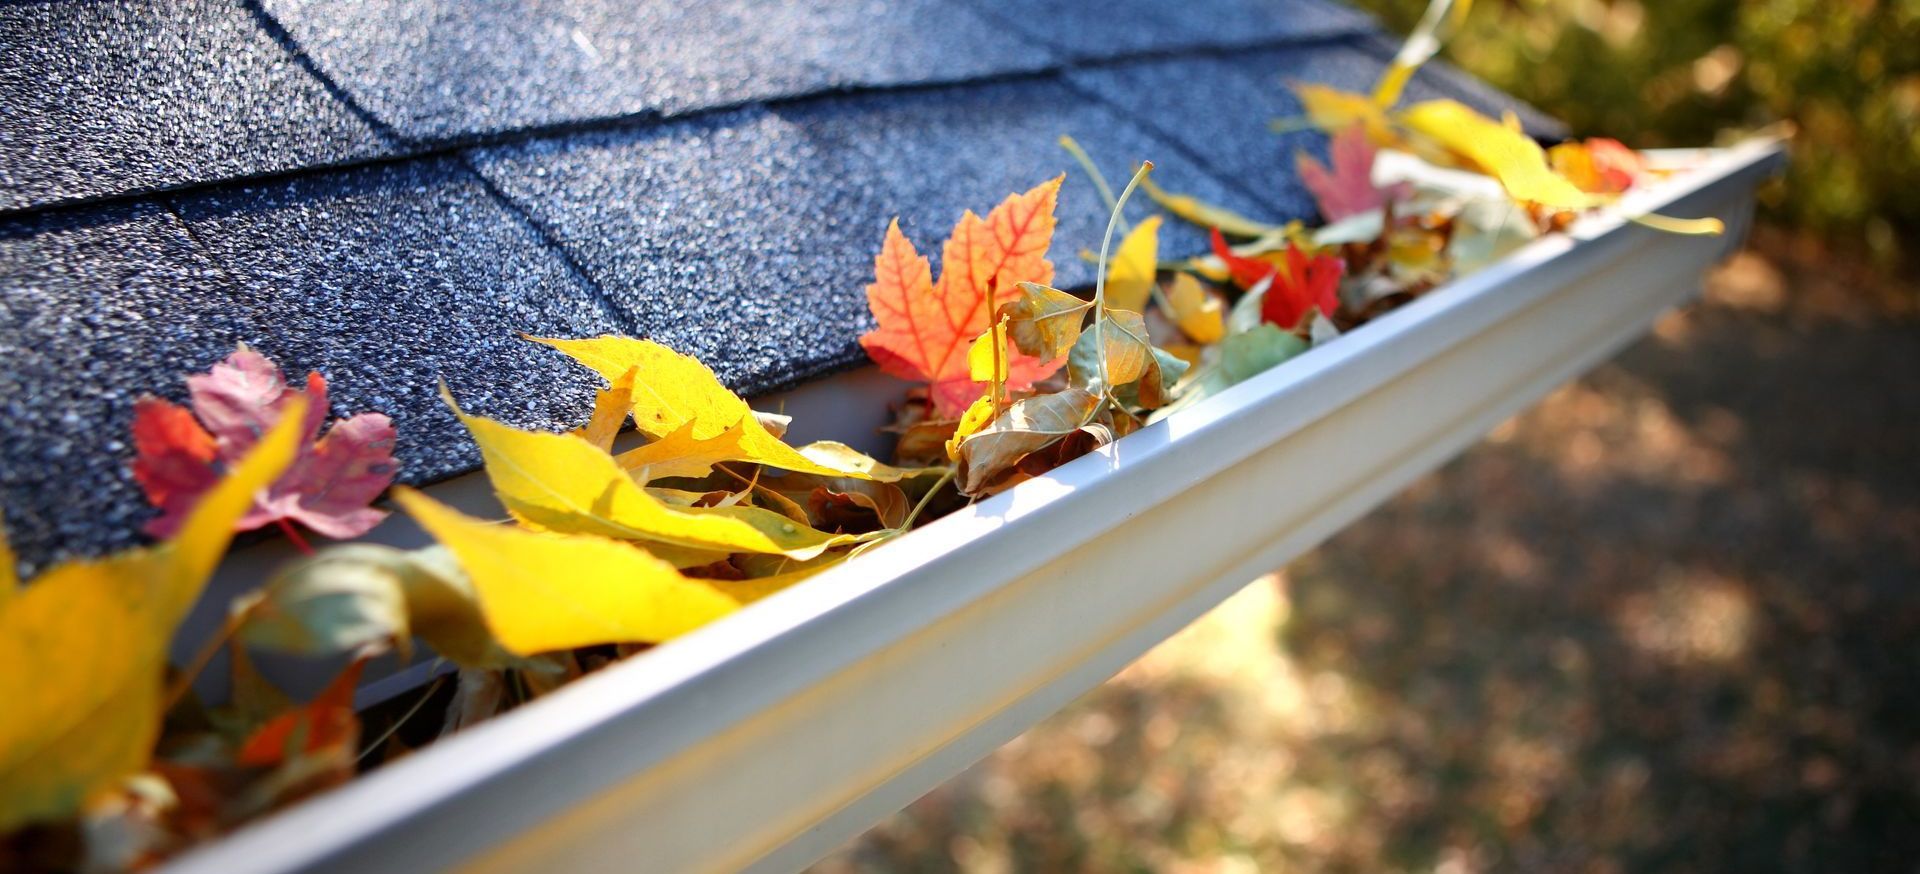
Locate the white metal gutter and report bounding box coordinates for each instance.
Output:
[161,139,1784,874]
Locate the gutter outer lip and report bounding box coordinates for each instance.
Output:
[159,138,1787,874]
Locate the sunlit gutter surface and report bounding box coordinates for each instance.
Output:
[162,140,1785,874]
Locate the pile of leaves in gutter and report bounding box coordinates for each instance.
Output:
[0,20,1723,872]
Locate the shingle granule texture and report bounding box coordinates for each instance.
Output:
[0,160,623,572]
[258,0,1063,143]
[960,0,1374,59]
[0,0,393,214]
[1064,40,1566,221]
[469,79,1273,396]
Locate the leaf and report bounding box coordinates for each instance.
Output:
[1222,323,1311,383]
[613,418,754,484]
[999,282,1091,362]
[235,658,365,768]
[954,389,1100,495]
[857,179,1069,417]
[1163,274,1225,344]
[967,317,1012,385]
[1292,83,1397,148]
[793,442,944,482]
[1297,125,1408,222]
[1400,99,1601,211]
[1105,215,1162,313]
[1260,243,1345,331]
[134,345,397,540]
[0,398,306,830]
[945,395,997,462]
[448,395,864,560]
[571,366,637,452]
[0,511,16,607]
[1548,137,1646,195]
[1372,0,1472,106]
[235,546,413,657]
[1138,174,1281,238]
[396,489,739,655]
[532,335,869,479]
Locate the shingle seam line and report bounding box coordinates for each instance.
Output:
[0,28,1374,224]
[456,152,644,338]
[237,0,405,143]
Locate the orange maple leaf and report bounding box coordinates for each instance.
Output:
[860,177,1068,417]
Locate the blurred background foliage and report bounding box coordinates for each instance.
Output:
[1355,0,1920,266]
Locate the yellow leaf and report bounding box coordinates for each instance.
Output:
[793,442,944,482]
[1164,273,1225,344]
[570,366,636,453]
[945,394,998,462]
[0,399,306,830]
[532,335,867,479]
[395,490,738,656]
[613,418,754,484]
[1105,215,1161,313]
[967,318,1011,385]
[1400,100,1601,211]
[1293,84,1397,147]
[0,510,15,608]
[448,397,864,561]
[1138,175,1282,238]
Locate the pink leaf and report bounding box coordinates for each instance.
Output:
[134,344,398,540]
[1296,124,1408,223]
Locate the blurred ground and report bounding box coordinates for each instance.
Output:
[809,227,1920,873]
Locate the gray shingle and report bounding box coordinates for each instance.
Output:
[959,0,1374,60]
[0,202,249,574]
[0,0,393,214]
[0,159,621,572]
[1064,39,1566,223]
[469,79,1273,395]
[259,0,1063,143]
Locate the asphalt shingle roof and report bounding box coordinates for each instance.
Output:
[0,0,1561,574]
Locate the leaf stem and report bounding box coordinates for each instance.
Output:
[357,668,447,764]
[899,467,956,532]
[161,608,248,715]
[1093,161,1154,406]
[276,517,315,556]
[1059,136,1130,235]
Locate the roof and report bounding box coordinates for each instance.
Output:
[0,0,1560,574]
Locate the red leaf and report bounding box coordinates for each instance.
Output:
[236,658,365,768]
[860,178,1068,417]
[133,344,398,540]
[1260,244,1345,332]
[130,398,221,529]
[1296,124,1409,222]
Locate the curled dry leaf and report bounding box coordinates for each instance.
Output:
[999,282,1091,362]
[954,388,1100,495]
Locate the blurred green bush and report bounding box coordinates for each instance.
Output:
[1353,0,1920,262]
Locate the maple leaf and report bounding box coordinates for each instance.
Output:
[1209,231,1343,331]
[1297,125,1409,222]
[1549,137,1647,195]
[859,178,1069,418]
[133,345,398,541]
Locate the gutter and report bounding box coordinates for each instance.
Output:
[161,139,1786,874]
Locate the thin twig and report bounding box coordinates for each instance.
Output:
[356,669,448,764]
[161,609,247,714]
